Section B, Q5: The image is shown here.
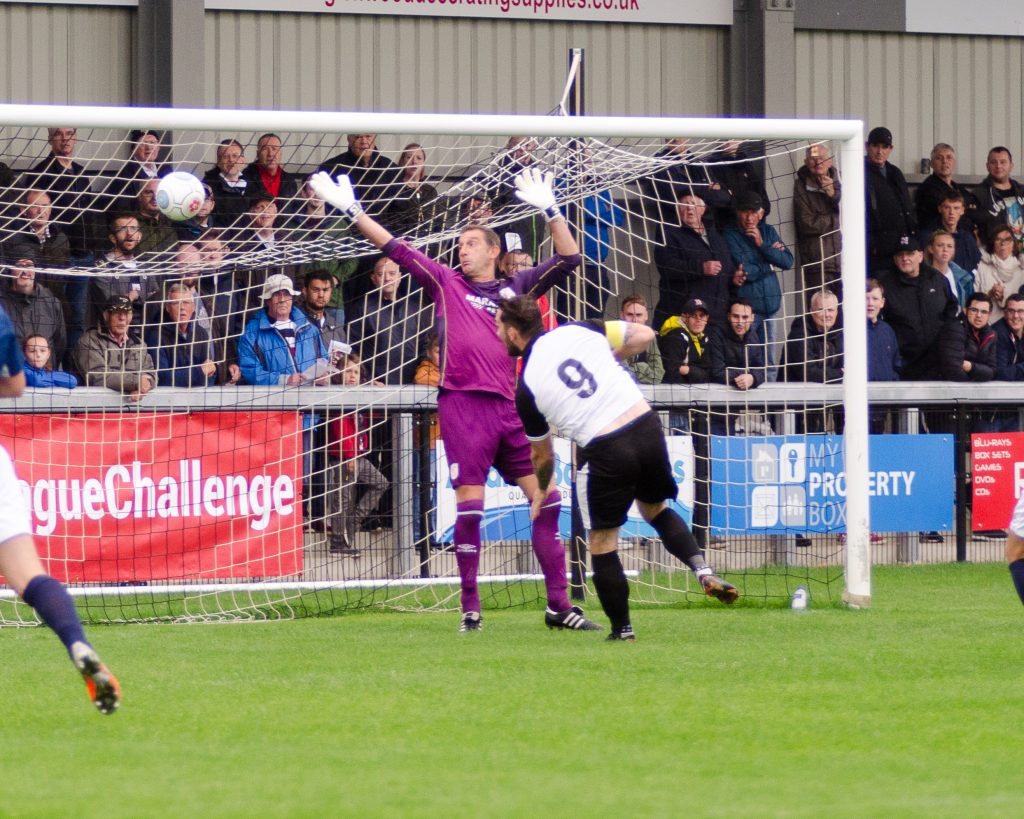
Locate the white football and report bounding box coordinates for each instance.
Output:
[156,171,206,221]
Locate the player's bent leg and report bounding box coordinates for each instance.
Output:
[1006,531,1024,606]
[1,534,121,714]
[589,529,634,641]
[454,485,485,628]
[638,502,738,605]
[514,475,576,615]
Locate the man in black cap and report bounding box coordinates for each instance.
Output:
[73,294,156,402]
[723,189,792,378]
[657,296,723,549]
[658,297,722,386]
[877,234,960,380]
[865,126,916,274]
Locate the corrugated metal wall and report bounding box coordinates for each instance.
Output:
[0,3,134,106]
[204,11,729,118]
[796,29,1024,176]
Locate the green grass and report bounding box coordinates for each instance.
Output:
[1,563,1022,818]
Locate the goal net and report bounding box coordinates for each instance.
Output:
[0,102,869,623]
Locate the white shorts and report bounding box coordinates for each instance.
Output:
[0,445,31,544]
[1010,493,1024,538]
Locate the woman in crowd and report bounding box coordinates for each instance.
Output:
[392,143,439,233]
[975,224,1024,323]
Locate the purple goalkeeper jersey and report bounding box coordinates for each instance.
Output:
[384,239,581,400]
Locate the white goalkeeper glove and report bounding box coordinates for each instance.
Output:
[514,167,562,223]
[309,171,365,223]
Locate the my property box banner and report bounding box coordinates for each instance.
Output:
[436,435,694,542]
[970,432,1024,531]
[710,434,954,534]
[0,412,303,582]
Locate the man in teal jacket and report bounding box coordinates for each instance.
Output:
[723,191,793,378]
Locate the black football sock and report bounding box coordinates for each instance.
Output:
[650,508,709,574]
[591,551,631,633]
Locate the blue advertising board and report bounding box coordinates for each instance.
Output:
[709,435,954,534]
[436,436,694,542]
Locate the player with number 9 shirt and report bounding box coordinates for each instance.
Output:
[496,294,738,640]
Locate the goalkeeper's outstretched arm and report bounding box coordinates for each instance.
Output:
[514,167,580,258]
[309,171,394,249]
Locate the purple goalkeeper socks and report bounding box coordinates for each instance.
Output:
[21,575,87,655]
[454,499,485,613]
[532,490,572,613]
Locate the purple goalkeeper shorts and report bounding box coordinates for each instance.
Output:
[438,389,533,488]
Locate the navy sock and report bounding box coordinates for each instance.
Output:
[650,508,707,573]
[1010,560,1024,606]
[591,551,631,632]
[22,575,87,655]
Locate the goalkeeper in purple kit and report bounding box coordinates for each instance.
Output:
[311,166,601,633]
[0,304,120,714]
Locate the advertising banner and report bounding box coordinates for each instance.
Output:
[970,432,1024,531]
[206,0,730,26]
[0,412,304,582]
[436,435,693,542]
[710,434,954,534]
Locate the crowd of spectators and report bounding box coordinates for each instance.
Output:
[2,126,1023,412]
[638,130,1024,426]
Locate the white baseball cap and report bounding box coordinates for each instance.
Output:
[260,273,300,300]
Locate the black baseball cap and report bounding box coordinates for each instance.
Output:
[682,298,710,315]
[894,235,922,254]
[733,191,765,212]
[104,295,133,313]
[867,126,893,147]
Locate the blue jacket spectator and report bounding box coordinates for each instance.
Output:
[723,193,793,320]
[24,364,77,389]
[22,334,77,388]
[925,229,975,310]
[237,274,327,386]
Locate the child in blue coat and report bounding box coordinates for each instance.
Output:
[23,335,78,388]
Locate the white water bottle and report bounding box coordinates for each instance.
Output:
[791,586,809,610]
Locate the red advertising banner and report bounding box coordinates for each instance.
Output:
[970,433,1024,531]
[0,412,304,582]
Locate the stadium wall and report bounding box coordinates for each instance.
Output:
[1,2,1021,182]
[204,12,729,122]
[0,3,134,106]
[796,29,1024,178]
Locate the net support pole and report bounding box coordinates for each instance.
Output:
[566,46,588,602]
[838,127,872,608]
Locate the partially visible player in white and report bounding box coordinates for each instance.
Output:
[495,294,738,640]
[0,304,120,714]
[1007,494,1024,605]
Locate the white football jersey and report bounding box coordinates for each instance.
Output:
[516,321,645,447]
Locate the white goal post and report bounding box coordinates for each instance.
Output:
[0,103,870,619]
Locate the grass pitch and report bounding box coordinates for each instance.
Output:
[1,563,1021,818]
